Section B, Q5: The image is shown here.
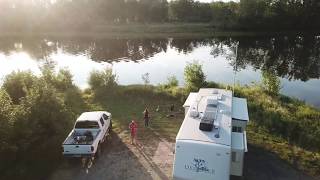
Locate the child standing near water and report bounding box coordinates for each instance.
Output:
[129,120,138,145]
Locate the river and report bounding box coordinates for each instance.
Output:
[0,34,319,107]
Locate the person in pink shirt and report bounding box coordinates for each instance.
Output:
[129,120,138,145]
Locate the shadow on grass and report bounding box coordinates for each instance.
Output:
[241,144,315,180]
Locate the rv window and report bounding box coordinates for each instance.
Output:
[100,118,105,126]
[232,152,237,162]
[232,126,242,133]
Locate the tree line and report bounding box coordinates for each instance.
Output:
[0,0,319,31]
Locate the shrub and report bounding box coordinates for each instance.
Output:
[262,70,281,96]
[11,81,74,179]
[0,90,16,172]
[141,72,150,87]
[184,61,206,92]
[88,68,117,92]
[54,69,74,91]
[166,75,179,88]
[2,71,37,104]
[0,69,86,179]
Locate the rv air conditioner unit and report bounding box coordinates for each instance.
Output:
[199,107,217,131]
[199,118,214,131]
[207,96,218,107]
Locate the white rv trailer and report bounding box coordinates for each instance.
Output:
[173,88,249,180]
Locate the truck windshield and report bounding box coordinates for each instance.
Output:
[75,121,99,129]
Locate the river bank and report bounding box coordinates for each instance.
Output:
[0,68,319,179]
[1,23,318,38]
[84,83,320,178]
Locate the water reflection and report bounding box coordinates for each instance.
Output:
[0,38,170,63]
[0,35,319,106]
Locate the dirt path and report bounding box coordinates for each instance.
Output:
[49,130,174,180]
[50,131,317,180]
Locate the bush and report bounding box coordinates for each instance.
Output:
[0,69,86,179]
[2,71,37,104]
[11,81,74,179]
[166,75,179,88]
[0,90,16,172]
[184,61,206,92]
[262,70,281,96]
[88,68,117,92]
[54,69,74,91]
[141,73,150,87]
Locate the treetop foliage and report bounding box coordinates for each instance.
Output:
[88,68,118,92]
[184,61,206,92]
[0,68,87,179]
[0,0,319,31]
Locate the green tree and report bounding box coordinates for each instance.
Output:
[0,90,16,172]
[0,69,86,179]
[211,2,239,29]
[54,69,74,91]
[12,81,74,178]
[262,70,281,96]
[166,75,179,88]
[184,62,206,92]
[2,71,37,104]
[88,68,117,92]
[169,0,194,21]
[141,72,150,87]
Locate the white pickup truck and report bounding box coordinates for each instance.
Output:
[62,111,112,158]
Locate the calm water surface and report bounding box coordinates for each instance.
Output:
[0,35,319,107]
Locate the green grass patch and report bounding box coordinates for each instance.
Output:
[86,85,185,142]
[247,123,320,176]
[234,85,320,176]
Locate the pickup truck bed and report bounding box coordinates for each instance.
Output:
[63,129,100,145]
[63,130,101,157]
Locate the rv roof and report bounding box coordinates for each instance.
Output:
[176,88,233,146]
[232,97,249,121]
[183,92,198,107]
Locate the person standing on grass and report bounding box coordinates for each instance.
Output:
[143,107,150,127]
[129,120,138,145]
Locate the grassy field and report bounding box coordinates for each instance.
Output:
[84,85,185,142]
[234,86,320,177]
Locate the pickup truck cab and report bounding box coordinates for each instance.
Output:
[62,111,112,158]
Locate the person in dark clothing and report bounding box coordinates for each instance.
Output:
[170,104,175,111]
[143,107,150,127]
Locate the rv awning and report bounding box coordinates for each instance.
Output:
[232,97,249,122]
[183,92,198,107]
